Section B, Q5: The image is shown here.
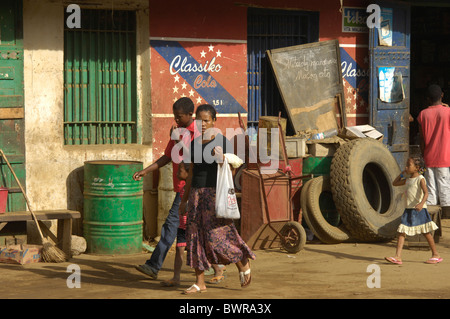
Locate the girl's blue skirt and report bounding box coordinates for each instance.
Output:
[397,208,438,236]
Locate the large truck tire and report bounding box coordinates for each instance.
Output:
[330,138,404,241]
[300,179,323,241]
[306,176,351,244]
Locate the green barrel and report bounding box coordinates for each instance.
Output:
[302,156,332,176]
[83,160,143,255]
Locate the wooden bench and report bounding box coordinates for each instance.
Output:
[0,210,81,256]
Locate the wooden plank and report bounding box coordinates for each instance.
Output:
[58,219,72,256]
[0,210,81,222]
[0,222,8,231]
[0,107,24,119]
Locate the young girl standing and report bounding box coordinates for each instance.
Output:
[385,157,442,265]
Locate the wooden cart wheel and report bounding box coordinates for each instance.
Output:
[280,221,306,253]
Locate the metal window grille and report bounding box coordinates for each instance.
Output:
[64,9,137,145]
[247,8,319,132]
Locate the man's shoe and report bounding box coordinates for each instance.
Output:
[135,264,158,279]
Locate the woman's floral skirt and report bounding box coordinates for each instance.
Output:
[186,187,255,271]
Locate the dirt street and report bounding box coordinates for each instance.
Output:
[2,220,450,302]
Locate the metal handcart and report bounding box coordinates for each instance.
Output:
[238,112,311,253]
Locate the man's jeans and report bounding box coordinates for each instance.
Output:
[145,192,181,273]
[425,167,450,206]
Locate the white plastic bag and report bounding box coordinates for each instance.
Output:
[215,156,240,219]
[224,153,244,169]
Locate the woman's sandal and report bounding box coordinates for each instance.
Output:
[208,266,227,284]
[182,284,207,294]
[239,263,251,288]
[208,275,225,284]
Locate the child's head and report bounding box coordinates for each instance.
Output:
[406,156,425,175]
[427,84,443,104]
[173,97,194,127]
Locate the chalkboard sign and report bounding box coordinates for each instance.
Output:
[267,40,346,134]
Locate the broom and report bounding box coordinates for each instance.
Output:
[0,149,67,263]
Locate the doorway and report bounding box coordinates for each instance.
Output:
[410,6,450,145]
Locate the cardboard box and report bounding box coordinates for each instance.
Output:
[308,143,337,157]
[285,137,306,158]
[306,136,346,157]
[0,244,42,265]
[344,125,384,140]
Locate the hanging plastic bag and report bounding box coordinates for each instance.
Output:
[215,155,240,219]
[223,153,244,169]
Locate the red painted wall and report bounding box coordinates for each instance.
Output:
[149,0,371,158]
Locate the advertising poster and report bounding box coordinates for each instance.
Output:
[378,8,393,46]
[340,47,370,124]
[150,40,247,115]
[150,39,247,155]
[342,7,369,33]
[379,66,404,103]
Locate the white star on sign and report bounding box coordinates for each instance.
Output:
[200,50,206,58]
[347,85,353,93]
[181,82,187,90]
[216,49,222,57]
[174,74,180,83]
[196,96,202,104]
[173,86,179,93]
[347,96,352,105]
[208,44,214,52]
[189,89,195,97]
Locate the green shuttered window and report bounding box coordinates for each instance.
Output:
[64,9,137,145]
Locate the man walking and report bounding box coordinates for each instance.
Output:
[133,97,195,279]
[417,84,450,213]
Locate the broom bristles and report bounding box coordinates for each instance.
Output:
[41,240,68,263]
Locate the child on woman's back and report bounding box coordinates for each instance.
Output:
[385,157,442,265]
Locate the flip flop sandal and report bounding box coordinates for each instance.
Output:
[208,275,225,284]
[239,266,251,288]
[385,257,402,265]
[160,279,180,287]
[425,257,443,264]
[183,284,207,294]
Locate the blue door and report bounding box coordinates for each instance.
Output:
[369,4,411,168]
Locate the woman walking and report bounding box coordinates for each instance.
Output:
[179,104,255,294]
